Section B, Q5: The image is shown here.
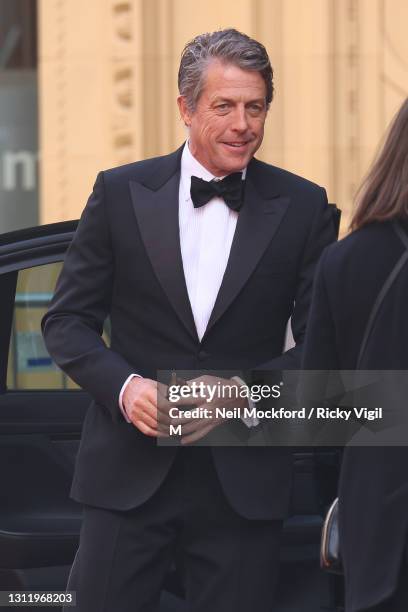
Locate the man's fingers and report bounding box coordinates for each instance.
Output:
[178,418,208,436]
[133,419,169,437]
[173,396,202,406]
[130,383,173,421]
[156,400,175,421]
[128,398,156,421]
[128,397,171,434]
[134,378,169,411]
[133,403,171,434]
[157,387,181,416]
[142,400,164,423]
[134,420,159,437]
[138,410,159,431]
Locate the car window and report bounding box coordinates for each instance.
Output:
[6,261,110,390]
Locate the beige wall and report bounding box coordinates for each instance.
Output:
[39,0,408,233]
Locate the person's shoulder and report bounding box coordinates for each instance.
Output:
[323,221,394,268]
[250,158,325,198]
[100,146,183,185]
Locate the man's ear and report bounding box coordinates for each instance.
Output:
[177,96,192,127]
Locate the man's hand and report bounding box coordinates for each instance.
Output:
[122,377,172,437]
[170,374,248,445]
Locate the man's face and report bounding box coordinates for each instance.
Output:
[178,60,268,176]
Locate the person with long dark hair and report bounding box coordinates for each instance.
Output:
[303,98,408,611]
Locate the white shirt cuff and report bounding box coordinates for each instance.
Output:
[119,373,142,423]
[231,376,259,428]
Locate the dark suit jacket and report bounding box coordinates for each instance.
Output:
[42,144,335,520]
[302,220,408,611]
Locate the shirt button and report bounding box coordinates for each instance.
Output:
[198,350,209,361]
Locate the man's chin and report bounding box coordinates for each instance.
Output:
[216,156,252,176]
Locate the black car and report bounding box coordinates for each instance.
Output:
[0,221,343,611]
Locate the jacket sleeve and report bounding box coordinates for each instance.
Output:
[301,245,341,370]
[252,186,337,376]
[41,172,135,422]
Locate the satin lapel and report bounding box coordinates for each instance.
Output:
[204,168,290,339]
[129,163,198,343]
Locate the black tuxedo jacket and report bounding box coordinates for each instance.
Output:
[302,220,408,611]
[42,144,335,519]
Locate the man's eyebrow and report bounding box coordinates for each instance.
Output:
[245,98,266,105]
[211,97,232,104]
[211,96,265,104]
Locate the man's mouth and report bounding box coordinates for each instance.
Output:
[222,141,249,149]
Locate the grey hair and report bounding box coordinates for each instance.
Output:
[178,28,274,112]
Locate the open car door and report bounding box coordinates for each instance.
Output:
[0,221,85,606]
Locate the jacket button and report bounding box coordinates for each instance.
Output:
[198,350,209,360]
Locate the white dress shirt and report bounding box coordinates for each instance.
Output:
[179,142,245,340]
[119,143,257,426]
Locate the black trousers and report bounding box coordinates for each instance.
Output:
[65,447,283,612]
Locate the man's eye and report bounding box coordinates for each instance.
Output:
[249,104,263,112]
[216,104,229,111]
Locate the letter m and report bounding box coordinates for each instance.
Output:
[170,424,182,436]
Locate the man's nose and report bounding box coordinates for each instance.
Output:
[231,107,249,132]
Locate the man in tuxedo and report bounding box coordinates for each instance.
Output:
[42,28,335,612]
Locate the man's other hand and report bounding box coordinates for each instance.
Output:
[171,375,248,445]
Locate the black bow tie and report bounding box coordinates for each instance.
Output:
[190,172,244,212]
